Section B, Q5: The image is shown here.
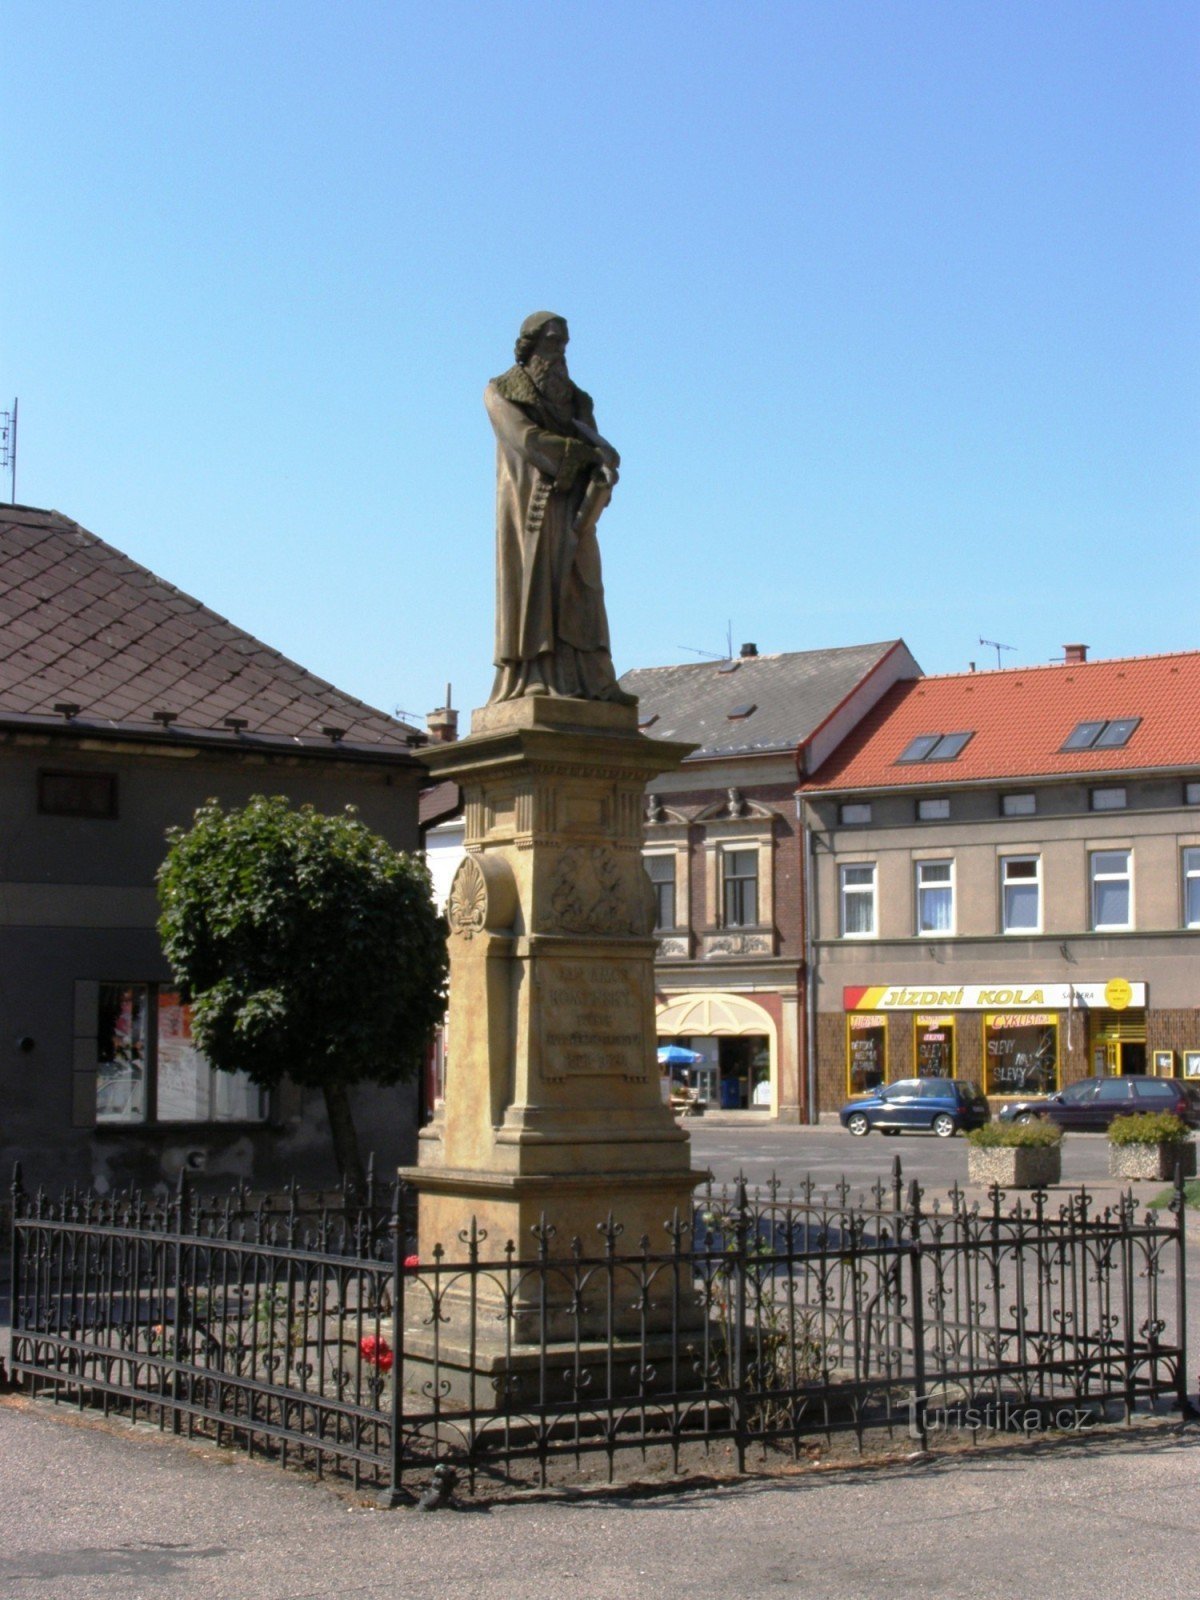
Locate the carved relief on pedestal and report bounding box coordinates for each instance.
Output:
[546,845,654,937]
[447,853,518,940]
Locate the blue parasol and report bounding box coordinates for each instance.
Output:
[657,1045,704,1068]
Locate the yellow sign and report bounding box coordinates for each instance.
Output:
[1104,978,1133,1011]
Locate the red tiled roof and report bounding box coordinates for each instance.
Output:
[0,505,421,756]
[802,651,1200,792]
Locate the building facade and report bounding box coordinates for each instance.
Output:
[1,505,430,1192]
[621,640,922,1120]
[800,648,1200,1112]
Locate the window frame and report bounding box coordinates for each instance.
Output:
[1090,786,1127,812]
[845,1013,888,1096]
[838,861,877,938]
[1001,792,1036,817]
[38,769,118,820]
[917,797,950,822]
[838,801,872,826]
[1183,846,1200,931]
[721,845,759,929]
[644,851,677,931]
[1090,848,1133,932]
[1000,854,1042,934]
[915,858,955,936]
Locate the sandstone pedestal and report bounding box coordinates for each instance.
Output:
[401,698,704,1390]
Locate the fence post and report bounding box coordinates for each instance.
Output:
[170,1169,188,1435]
[1170,1156,1194,1418]
[381,1181,406,1507]
[3,1164,23,1391]
[907,1179,928,1450]
[732,1174,750,1474]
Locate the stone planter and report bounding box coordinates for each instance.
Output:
[967,1143,1062,1189]
[1107,1140,1197,1182]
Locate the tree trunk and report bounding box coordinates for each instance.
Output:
[322,1079,366,1199]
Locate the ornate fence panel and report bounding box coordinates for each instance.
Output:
[9,1163,1190,1498]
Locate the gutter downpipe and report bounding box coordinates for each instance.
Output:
[802,806,818,1125]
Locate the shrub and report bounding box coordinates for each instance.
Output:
[1107,1112,1190,1147]
[967,1120,1062,1149]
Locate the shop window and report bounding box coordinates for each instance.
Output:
[916,860,954,935]
[645,853,676,930]
[1001,856,1041,933]
[38,770,117,819]
[914,1014,955,1078]
[839,802,871,826]
[722,848,759,927]
[1001,793,1036,817]
[1184,848,1200,930]
[839,863,876,936]
[917,797,950,821]
[97,983,267,1125]
[1090,849,1132,931]
[1090,786,1127,812]
[846,1014,887,1095]
[984,1013,1059,1096]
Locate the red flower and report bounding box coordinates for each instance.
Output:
[359,1334,394,1373]
[403,1255,419,1272]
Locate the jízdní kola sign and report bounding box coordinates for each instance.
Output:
[843,981,1145,1012]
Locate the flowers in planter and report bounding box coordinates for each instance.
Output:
[1107,1112,1190,1146]
[966,1120,1063,1149]
[359,1334,394,1373]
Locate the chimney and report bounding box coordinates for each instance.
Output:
[739,642,758,658]
[425,684,458,744]
[1064,643,1089,665]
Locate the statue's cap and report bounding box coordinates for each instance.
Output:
[519,310,567,337]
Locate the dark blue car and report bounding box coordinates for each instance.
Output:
[839,1077,990,1138]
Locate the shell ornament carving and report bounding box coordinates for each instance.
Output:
[447,856,488,940]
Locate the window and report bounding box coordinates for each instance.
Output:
[38,770,117,819]
[839,802,871,825]
[1002,793,1036,817]
[917,797,950,821]
[984,1013,1059,1095]
[722,848,758,927]
[1062,717,1141,751]
[1091,786,1127,811]
[1184,848,1200,929]
[897,731,974,764]
[914,1014,955,1078]
[1090,849,1132,930]
[1186,782,1200,806]
[846,1014,887,1095]
[839,863,876,936]
[645,854,676,930]
[1001,856,1041,933]
[916,860,954,934]
[97,984,267,1125]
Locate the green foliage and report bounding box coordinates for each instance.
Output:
[157,796,448,1094]
[967,1120,1062,1149]
[1149,1179,1200,1210]
[1107,1111,1191,1146]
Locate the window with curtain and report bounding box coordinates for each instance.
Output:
[916,860,954,934]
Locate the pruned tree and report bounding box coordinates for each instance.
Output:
[157,795,448,1192]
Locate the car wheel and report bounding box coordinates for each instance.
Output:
[846,1111,870,1137]
[1015,1112,1038,1125]
[932,1113,957,1138]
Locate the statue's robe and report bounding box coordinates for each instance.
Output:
[484,365,619,702]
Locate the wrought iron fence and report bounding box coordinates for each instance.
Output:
[8,1162,1191,1500]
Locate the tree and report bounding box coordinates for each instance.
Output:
[157,795,448,1192]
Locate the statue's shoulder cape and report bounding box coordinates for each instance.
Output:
[490,365,592,417]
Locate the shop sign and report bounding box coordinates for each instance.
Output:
[844,982,1144,1012]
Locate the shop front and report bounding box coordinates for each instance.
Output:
[842,980,1148,1101]
[655,991,779,1112]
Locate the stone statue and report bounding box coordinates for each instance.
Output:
[485,312,635,704]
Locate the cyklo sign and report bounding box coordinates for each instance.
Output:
[843,982,1145,1012]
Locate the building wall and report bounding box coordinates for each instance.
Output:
[806,774,1200,1110]
[0,737,426,1193]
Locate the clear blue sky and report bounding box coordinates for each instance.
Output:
[4,2,1197,724]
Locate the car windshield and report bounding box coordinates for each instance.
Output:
[1060,1081,1099,1103]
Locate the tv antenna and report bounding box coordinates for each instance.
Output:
[678,620,736,662]
[0,399,16,503]
[979,637,1015,670]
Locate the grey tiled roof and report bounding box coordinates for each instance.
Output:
[620,642,905,760]
[0,504,421,755]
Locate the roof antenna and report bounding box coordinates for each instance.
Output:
[979,637,1016,670]
[0,399,16,503]
[676,644,725,660]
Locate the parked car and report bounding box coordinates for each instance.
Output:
[998,1075,1200,1131]
[839,1078,991,1138]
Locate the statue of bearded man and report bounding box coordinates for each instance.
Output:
[484,312,635,704]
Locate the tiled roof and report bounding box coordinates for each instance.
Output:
[419,780,461,830]
[0,505,421,757]
[802,651,1200,792]
[620,641,908,760]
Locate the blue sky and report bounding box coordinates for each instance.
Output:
[4,2,1197,724]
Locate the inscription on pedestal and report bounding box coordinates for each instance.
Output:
[537,960,650,1081]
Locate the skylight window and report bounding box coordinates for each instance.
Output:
[1062,717,1140,752]
[717,660,740,674]
[727,702,757,721]
[897,731,974,764]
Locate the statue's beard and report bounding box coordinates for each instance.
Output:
[527,353,573,412]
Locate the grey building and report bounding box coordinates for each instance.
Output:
[1,504,429,1192]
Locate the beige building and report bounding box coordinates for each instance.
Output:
[800,648,1200,1111]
